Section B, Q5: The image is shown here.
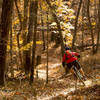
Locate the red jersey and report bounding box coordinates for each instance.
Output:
[62,50,79,64]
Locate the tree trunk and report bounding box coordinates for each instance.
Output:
[72,0,83,49]
[36,55,41,78]
[0,0,13,86]
[10,21,14,77]
[30,0,38,83]
[14,0,22,29]
[23,0,29,73]
[95,0,100,53]
[16,34,23,67]
[81,1,85,50]
[25,0,35,75]
[87,0,95,54]
[40,4,45,51]
[70,0,75,8]
[14,0,23,67]
[46,10,49,84]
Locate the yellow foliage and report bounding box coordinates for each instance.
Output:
[50,22,57,26]
[13,17,24,26]
[79,16,82,22]
[63,32,73,47]
[42,5,47,11]
[65,19,69,22]
[64,40,72,47]
[7,45,10,51]
[70,15,76,19]
[20,41,43,51]
[91,22,96,26]
[36,41,43,44]
[90,0,94,3]
[56,8,63,14]
[13,19,20,25]
[55,0,63,7]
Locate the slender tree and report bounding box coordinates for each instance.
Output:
[72,0,83,48]
[87,0,95,53]
[40,4,45,50]
[30,0,38,83]
[14,0,23,66]
[10,20,14,77]
[23,0,29,74]
[81,1,85,50]
[95,0,100,53]
[81,0,88,49]
[25,0,35,75]
[46,9,49,84]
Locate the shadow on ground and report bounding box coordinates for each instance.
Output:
[50,84,100,100]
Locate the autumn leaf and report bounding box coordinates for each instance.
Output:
[90,0,94,3]
[15,92,21,95]
[91,22,96,26]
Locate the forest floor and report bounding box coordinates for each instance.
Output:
[0,44,100,100]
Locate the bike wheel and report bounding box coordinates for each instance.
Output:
[73,66,85,86]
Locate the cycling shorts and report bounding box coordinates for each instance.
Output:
[66,60,81,70]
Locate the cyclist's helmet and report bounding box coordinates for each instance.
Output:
[65,47,70,50]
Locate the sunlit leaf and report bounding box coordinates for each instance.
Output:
[91,22,96,26]
[36,41,43,44]
[50,22,57,26]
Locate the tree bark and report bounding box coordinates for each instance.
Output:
[30,0,38,83]
[14,0,22,29]
[14,0,23,67]
[25,0,35,75]
[72,0,83,49]
[0,0,13,86]
[81,1,85,50]
[10,21,14,77]
[40,4,45,50]
[95,0,100,53]
[23,0,29,73]
[87,0,95,53]
[46,10,49,84]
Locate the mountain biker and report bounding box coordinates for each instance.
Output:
[62,47,85,79]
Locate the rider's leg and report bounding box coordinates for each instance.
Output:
[79,68,85,76]
[70,68,75,74]
[65,67,70,74]
[67,62,75,75]
[79,68,86,81]
[66,63,72,74]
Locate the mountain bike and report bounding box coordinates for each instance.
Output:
[72,65,85,86]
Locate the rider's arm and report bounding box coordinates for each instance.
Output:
[71,52,80,57]
[62,53,66,62]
